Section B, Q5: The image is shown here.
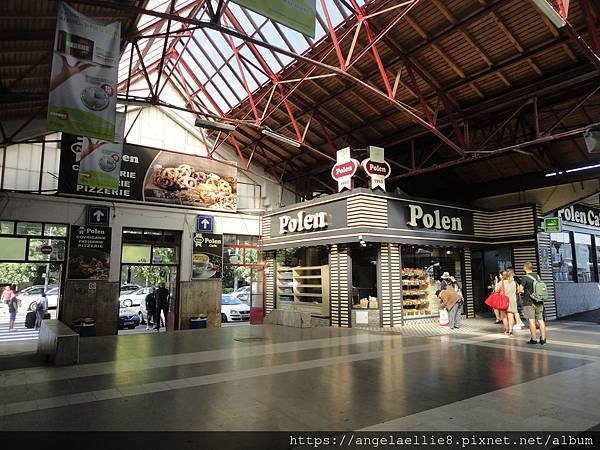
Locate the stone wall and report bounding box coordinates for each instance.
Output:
[179,280,222,329]
[555,282,600,318]
[351,309,380,327]
[61,280,119,336]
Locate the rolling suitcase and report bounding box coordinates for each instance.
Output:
[25,311,36,328]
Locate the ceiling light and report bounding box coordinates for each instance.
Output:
[261,129,301,148]
[195,118,236,132]
[531,0,566,28]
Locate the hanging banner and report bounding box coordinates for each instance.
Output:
[362,146,391,191]
[331,147,359,192]
[47,1,121,141]
[68,225,111,280]
[59,135,238,212]
[232,0,316,38]
[77,113,125,190]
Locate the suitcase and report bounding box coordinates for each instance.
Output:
[43,312,50,320]
[25,311,36,328]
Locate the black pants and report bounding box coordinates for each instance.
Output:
[155,306,168,330]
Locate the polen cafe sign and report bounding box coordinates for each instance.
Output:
[331,146,391,192]
[557,205,600,228]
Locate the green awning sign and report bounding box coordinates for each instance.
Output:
[543,217,562,232]
[233,0,316,38]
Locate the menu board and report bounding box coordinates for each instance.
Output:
[192,233,223,279]
[68,225,111,280]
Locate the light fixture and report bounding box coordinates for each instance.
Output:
[531,0,566,28]
[261,129,301,148]
[195,118,236,132]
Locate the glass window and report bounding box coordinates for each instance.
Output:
[224,247,242,264]
[245,248,258,264]
[28,239,66,261]
[351,244,378,309]
[16,222,42,236]
[1,221,14,235]
[44,224,68,237]
[122,244,152,264]
[0,237,27,261]
[238,235,258,246]
[224,234,236,246]
[574,233,595,282]
[596,236,600,281]
[152,247,176,265]
[551,232,574,282]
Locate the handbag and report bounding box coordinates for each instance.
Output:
[439,308,449,326]
[484,281,509,311]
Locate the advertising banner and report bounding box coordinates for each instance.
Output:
[59,135,238,212]
[232,0,316,37]
[47,1,120,141]
[68,225,111,280]
[192,233,223,279]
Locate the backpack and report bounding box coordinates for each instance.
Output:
[36,298,46,312]
[526,274,548,302]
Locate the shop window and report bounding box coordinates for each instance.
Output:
[28,239,66,261]
[596,236,600,281]
[224,247,243,264]
[1,221,14,235]
[122,244,152,264]
[0,237,27,261]
[16,222,42,236]
[351,244,378,309]
[574,234,596,282]
[152,247,177,265]
[551,232,574,282]
[44,224,68,237]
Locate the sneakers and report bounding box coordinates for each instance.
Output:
[540,338,547,345]
[527,339,537,344]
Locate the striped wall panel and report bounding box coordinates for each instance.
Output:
[380,243,401,327]
[473,207,536,237]
[264,252,275,313]
[464,248,475,318]
[537,232,557,320]
[330,244,351,327]
[347,195,388,228]
[513,246,538,274]
[261,216,271,240]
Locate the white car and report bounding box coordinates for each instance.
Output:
[231,286,251,303]
[20,285,59,311]
[221,294,250,322]
[119,287,152,307]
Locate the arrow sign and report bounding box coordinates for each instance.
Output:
[196,215,214,233]
[87,205,110,226]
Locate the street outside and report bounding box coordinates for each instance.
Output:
[0,306,58,355]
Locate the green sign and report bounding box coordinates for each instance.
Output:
[233,0,316,38]
[543,217,562,232]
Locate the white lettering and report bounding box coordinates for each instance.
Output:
[279,211,329,234]
[441,216,451,230]
[451,217,463,231]
[279,216,290,234]
[407,205,423,227]
[407,204,464,232]
[422,213,434,228]
[122,155,139,164]
[303,214,313,230]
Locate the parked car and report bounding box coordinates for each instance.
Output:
[119,287,151,307]
[118,306,141,329]
[120,283,141,295]
[137,300,163,328]
[20,285,59,311]
[231,286,251,303]
[221,294,250,322]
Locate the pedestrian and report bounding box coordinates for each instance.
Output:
[8,284,18,331]
[155,282,170,332]
[144,287,156,331]
[488,273,502,324]
[495,271,517,336]
[440,272,452,290]
[507,267,525,330]
[518,262,547,345]
[2,285,13,305]
[35,292,48,330]
[436,287,462,329]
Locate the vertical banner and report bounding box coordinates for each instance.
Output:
[77,113,125,190]
[68,225,111,280]
[192,233,223,279]
[331,147,359,192]
[47,1,121,141]
[362,146,391,191]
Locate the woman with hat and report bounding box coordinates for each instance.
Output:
[440,272,452,290]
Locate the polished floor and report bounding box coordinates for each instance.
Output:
[1,314,600,431]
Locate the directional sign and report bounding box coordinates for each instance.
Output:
[196,215,214,233]
[87,205,110,227]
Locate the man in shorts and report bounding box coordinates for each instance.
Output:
[518,262,547,345]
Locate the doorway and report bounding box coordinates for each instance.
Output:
[472,247,513,315]
[118,228,181,334]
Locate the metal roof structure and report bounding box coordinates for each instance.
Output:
[1,0,599,201]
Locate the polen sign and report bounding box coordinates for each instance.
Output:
[331,147,359,192]
[279,211,328,234]
[331,146,391,192]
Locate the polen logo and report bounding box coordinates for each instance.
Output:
[331,160,358,180]
[363,159,391,177]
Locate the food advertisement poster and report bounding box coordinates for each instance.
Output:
[192,233,223,280]
[59,135,238,212]
[68,225,111,280]
[47,1,120,141]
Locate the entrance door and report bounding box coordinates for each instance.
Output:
[471,250,486,313]
[118,229,180,334]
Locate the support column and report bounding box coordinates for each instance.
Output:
[380,243,401,327]
[330,244,351,327]
[464,248,475,318]
[265,252,275,314]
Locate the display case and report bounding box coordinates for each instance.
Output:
[401,268,439,318]
[276,265,330,316]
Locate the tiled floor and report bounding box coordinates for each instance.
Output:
[1,314,599,431]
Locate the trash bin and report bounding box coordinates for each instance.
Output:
[72,318,96,337]
[190,315,207,329]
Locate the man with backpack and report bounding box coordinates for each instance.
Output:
[518,262,548,345]
[35,292,48,330]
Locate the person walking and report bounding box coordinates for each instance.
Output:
[507,267,525,330]
[495,271,517,336]
[8,285,18,331]
[34,292,48,330]
[436,288,462,329]
[155,283,170,332]
[144,287,156,331]
[518,262,547,345]
[488,273,502,324]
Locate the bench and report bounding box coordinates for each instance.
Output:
[38,320,80,366]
